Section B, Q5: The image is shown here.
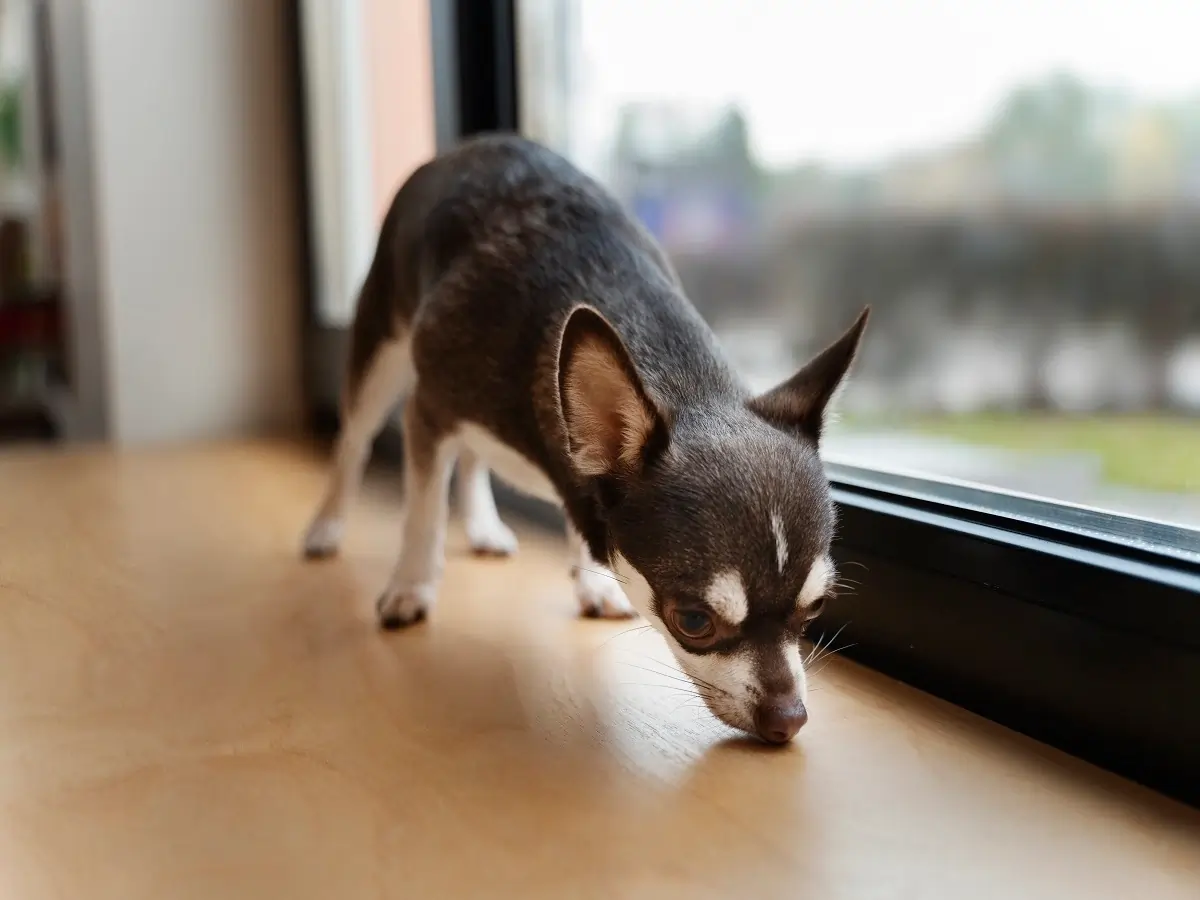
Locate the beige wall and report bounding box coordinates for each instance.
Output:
[84,0,302,444]
[363,0,436,223]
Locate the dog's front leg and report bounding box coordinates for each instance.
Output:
[568,524,636,619]
[376,395,456,629]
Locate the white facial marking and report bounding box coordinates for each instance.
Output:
[679,647,757,733]
[784,640,809,703]
[705,570,748,626]
[798,555,834,607]
[771,513,788,573]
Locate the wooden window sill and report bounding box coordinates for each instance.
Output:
[1,441,1197,898]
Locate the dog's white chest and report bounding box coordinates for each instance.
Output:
[457,424,560,504]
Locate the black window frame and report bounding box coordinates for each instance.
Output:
[290,0,1200,807]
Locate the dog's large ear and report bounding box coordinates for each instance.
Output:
[748,307,870,442]
[558,305,667,478]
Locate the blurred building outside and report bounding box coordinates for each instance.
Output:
[518,0,1200,530]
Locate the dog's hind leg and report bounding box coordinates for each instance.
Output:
[302,332,415,559]
[457,449,519,558]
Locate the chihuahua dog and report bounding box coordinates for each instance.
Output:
[303,135,867,744]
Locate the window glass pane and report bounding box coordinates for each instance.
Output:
[518,0,1200,537]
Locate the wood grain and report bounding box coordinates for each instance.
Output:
[0,441,1197,899]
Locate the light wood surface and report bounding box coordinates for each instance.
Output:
[1,441,1198,899]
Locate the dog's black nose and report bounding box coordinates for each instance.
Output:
[753,697,808,744]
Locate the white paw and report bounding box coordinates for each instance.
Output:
[466,518,519,558]
[302,516,344,559]
[574,567,637,619]
[376,582,437,629]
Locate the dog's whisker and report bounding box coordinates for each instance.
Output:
[626,656,731,699]
[808,642,858,679]
[622,681,705,699]
[809,646,835,670]
[598,623,656,647]
[574,566,629,585]
[620,662,703,690]
[804,637,823,667]
[643,660,728,698]
[811,624,849,667]
[623,654,693,677]
[806,622,849,667]
[670,693,718,714]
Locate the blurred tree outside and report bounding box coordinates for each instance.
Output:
[604,72,1200,511]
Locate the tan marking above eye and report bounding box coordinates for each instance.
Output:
[705,570,748,626]
[797,555,834,609]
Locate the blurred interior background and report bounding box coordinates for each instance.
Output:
[1,0,1195,535]
[0,0,303,447]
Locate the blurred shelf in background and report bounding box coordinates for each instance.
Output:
[1,0,70,444]
[0,280,64,441]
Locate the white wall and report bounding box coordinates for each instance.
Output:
[84,0,302,444]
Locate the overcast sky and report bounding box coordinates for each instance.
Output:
[573,0,1200,169]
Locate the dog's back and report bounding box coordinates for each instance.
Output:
[353,135,737,407]
[356,136,740,486]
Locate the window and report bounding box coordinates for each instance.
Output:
[517,0,1200,541]
[509,0,1200,804]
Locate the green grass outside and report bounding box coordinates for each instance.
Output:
[847,414,1200,494]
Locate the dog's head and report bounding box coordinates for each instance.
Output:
[557,305,868,743]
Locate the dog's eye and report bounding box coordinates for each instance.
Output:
[804,595,828,621]
[671,608,716,640]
